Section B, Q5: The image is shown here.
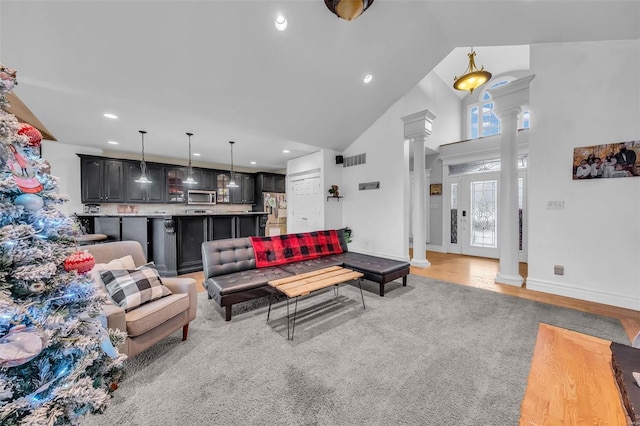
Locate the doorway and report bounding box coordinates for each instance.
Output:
[289,174,322,233]
[448,170,527,261]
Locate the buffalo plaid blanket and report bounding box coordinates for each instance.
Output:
[249,230,343,268]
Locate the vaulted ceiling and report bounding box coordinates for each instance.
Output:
[1,1,638,170]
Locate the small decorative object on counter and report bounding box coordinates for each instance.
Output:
[328,185,340,197]
[63,250,96,274]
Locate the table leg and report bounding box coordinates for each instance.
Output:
[267,292,273,321]
[358,278,366,309]
[286,297,299,341]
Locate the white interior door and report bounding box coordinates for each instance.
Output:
[290,176,322,233]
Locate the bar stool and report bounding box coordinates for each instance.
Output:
[76,233,108,246]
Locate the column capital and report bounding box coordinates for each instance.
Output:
[487,74,535,118]
[402,109,437,141]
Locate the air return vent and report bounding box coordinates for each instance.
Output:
[343,153,366,168]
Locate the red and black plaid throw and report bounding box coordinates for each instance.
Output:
[249,230,343,268]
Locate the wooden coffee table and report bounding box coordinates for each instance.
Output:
[267,266,365,340]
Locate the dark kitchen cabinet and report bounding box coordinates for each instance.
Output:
[230,172,254,204]
[121,217,151,259]
[236,215,258,237]
[273,174,285,193]
[94,217,121,241]
[80,157,125,203]
[166,167,188,203]
[125,162,165,203]
[256,172,286,194]
[198,169,216,191]
[216,171,231,203]
[211,216,234,240]
[176,217,208,274]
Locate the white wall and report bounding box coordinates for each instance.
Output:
[41,140,102,216]
[323,149,343,230]
[342,72,461,260]
[527,39,640,309]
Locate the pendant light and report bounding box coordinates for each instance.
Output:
[183,132,198,185]
[324,0,374,21]
[453,49,492,94]
[227,141,238,188]
[134,130,152,184]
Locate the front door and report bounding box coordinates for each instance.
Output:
[449,171,527,261]
[459,173,500,258]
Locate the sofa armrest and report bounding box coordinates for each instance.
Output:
[102,303,126,333]
[163,277,198,322]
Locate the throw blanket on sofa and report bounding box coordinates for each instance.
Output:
[250,230,343,268]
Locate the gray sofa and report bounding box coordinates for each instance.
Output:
[202,231,410,321]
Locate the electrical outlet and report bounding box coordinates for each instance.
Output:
[547,200,565,210]
[554,265,564,275]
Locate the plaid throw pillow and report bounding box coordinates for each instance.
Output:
[100,262,172,312]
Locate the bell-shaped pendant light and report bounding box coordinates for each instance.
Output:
[325,0,374,21]
[183,132,198,185]
[453,49,492,94]
[227,141,238,188]
[134,130,152,184]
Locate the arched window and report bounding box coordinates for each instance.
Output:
[468,79,530,140]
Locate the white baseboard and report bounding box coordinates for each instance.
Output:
[526,277,640,310]
[349,249,408,263]
[426,244,447,253]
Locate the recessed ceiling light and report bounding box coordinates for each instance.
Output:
[103,113,118,119]
[193,153,201,156]
[275,14,287,31]
[283,150,290,154]
[107,140,119,145]
[363,74,373,84]
[250,161,256,165]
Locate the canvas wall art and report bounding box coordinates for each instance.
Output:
[573,140,639,180]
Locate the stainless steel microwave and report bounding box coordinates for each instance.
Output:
[187,190,217,205]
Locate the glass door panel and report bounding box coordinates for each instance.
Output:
[470,180,497,248]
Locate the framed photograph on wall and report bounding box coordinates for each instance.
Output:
[429,183,442,195]
[573,140,639,180]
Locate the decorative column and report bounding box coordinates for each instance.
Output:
[402,109,437,268]
[487,75,534,286]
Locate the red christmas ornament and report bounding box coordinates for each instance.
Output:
[63,251,96,274]
[17,123,43,148]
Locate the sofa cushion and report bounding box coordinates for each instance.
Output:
[279,257,344,275]
[100,263,172,312]
[332,252,410,275]
[89,255,136,305]
[125,293,189,337]
[202,237,256,278]
[250,230,343,268]
[206,267,293,296]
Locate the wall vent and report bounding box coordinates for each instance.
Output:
[343,153,366,167]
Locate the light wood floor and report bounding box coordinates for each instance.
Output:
[184,252,640,341]
[410,251,640,342]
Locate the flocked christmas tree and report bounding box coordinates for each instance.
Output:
[0,65,126,425]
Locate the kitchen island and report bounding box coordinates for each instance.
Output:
[76,212,268,276]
